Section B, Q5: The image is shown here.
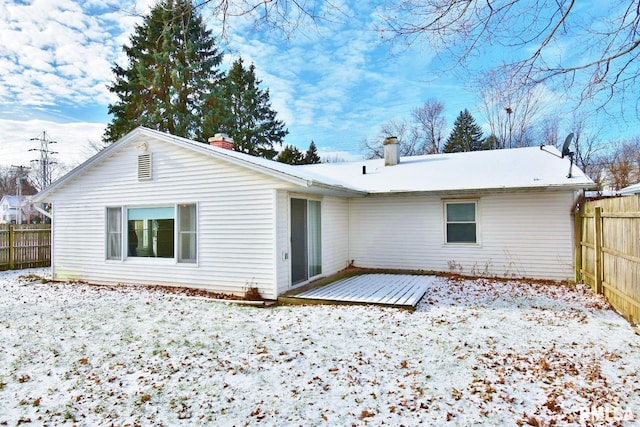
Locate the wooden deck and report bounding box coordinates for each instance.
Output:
[284,274,437,309]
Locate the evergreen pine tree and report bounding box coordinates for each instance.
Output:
[304,140,321,164]
[483,133,501,150]
[276,145,305,165]
[104,0,223,143]
[213,58,288,159]
[443,109,485,153]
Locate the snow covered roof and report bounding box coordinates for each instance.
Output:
[35,127,594,201]
[300,145,595,194]
[34,127,366,201]
[620,182,640,196]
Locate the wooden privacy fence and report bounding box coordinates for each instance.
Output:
[576,196,640,324]
[0,224,51,271]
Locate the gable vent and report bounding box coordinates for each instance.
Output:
[137,153,152,181]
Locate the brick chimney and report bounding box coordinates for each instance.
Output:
[208,133,234,150]
[384,136,400,166]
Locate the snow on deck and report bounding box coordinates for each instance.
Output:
[291,274,436,307]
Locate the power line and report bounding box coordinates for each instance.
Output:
[29,131,58,189]
[9,165,29,224]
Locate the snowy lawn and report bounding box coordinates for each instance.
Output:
[0,269,639,426]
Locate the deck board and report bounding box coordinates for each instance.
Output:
[291,274,436,308]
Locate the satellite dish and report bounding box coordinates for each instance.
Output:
[561,133,574,158]
[561,133,575,178]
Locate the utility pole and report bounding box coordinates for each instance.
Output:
[10,165,29,224]
[505,107,513,149]
[29,131,58,189]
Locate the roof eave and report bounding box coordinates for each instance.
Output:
[364,182,596,197]
[157,131,365,195]
[33,127,367,202]
[306,181,368,197]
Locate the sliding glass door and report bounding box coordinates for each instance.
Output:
[290,198,322,285]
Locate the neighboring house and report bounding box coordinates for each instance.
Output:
[34,127,594,299]
[584,190,621,200]
[0,195,40,224]
[619,182,640,196]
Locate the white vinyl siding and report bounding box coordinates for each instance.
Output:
[48,138,290,299]
[321,196,350,275]
[349,191,576,281]
[349,196,431,270]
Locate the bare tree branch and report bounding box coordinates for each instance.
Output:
[380,0,640,116]
[476,66,544,148]
[412,99,446,153]
[361,100,447,158]
[191,0,346,39]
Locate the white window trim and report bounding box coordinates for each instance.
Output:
[105,206,123,261]
[126,204,175,260]
[443,199,480,246]
[177,203,198,264]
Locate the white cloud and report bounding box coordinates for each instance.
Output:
[1,0,629,163]
[0,119,105,169]
[0,1,150,110]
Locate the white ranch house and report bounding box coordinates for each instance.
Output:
[34,127,594,299]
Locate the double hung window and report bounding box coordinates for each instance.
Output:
[445,201,478,244]
[106,207,122,260]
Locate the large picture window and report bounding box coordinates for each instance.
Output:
[445,201,477,244]
[127,207,175,258]
[106,204,197,262]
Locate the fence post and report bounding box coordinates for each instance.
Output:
[8,225,14,270]
[574,208,582,283]
[594,206,603,294]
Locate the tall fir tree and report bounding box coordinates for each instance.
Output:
[304,140,321,164]
[211,57,288,159]
[276,145,305,165]
[443,109,485,153]
[483,133,501,150]
[276,140,321,165]
[104,0,223,143]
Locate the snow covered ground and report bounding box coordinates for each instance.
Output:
[0,268,638,426]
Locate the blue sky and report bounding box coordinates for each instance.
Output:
[1,0,637,170]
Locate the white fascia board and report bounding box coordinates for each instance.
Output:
[365,182,596,197]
